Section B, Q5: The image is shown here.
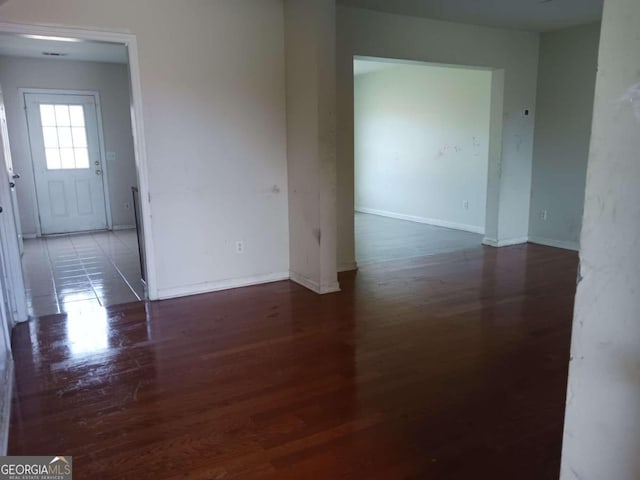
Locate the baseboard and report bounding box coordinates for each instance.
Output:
[528,236,580,252]
[338,262,358,273]
[112,225,136,231]
[482,236,529,247]
[356,207,484,235]
[289,270,341,294]
[0,356,14,456]
[157,271,290,300]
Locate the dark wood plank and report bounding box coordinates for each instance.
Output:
[9,243,578,479]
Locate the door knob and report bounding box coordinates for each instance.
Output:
[9,182,15,188]
[95,170,102,176]
[11,173,20,179]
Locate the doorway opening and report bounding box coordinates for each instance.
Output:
[353,57,494,265]
[0,26,153,320]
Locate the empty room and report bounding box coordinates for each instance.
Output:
[354,58,491,265]
[0,0,638,479]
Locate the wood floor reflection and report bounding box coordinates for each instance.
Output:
[9,244,578,479]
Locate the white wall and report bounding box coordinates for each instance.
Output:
[354,62,491,234]
[284,0,339,294]
[0,0,290,299]
[528,23,600,251]
[560,0,640,477]
[337,6,540,269]
[0,56,138,235]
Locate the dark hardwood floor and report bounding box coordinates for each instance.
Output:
[9,244,578,479]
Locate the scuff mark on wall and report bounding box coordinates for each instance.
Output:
[436,144,463,158]
[569,467,584,480]
[436,145,452,158]
[577,262,584,285]
[472,136,481,157]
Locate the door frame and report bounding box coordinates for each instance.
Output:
[0,86,29,324]
[0,22,159,301]
[21,88,112,236]
[349,55,506,266]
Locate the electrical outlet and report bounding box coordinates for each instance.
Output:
[463,200,469,210]
[541,210,548,221]
[235,241,245,254]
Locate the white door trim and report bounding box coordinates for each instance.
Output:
[21,88,113,234]
[0,87,28,324]
[0,22,159,300]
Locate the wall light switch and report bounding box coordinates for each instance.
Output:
[106,151,117,161]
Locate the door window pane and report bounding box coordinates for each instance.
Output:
[57,127,73,148]
[42,127,59,148]
[54,105,71,126]
[71,127,87,148]
[74,149,89,169]
[60,148,75,169]
[45,148,61,170]
[69,105,85,127]
[40,105,57,126]
[39,103,91,170]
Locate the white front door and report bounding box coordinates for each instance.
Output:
[25,93,107,235]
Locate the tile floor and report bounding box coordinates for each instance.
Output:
[23,229,144,318]
[356,212,483,265]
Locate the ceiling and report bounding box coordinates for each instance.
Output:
[337,0,604,32]
[0,33,128,64]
